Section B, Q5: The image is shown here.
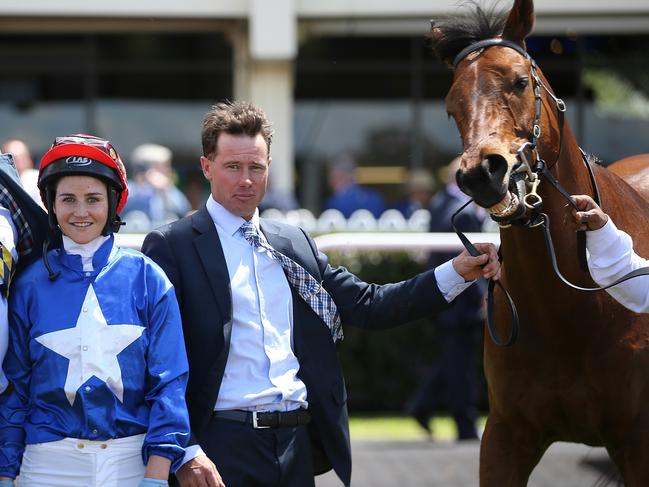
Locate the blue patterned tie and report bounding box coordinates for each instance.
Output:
[239,221,343,342]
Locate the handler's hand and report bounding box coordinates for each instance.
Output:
[177,455,225,487]
[452,242,501,282]
[569,194,608,231]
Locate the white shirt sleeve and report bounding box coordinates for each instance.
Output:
[0,205,17,393]
[179,444,207,469]
[586,218,649,313]
[0,206,18,284]
[434,259,475,303]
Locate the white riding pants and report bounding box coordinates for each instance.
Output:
[17,434,146,487]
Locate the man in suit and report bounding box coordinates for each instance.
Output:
[142,100,500,487]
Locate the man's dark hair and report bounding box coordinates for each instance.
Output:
[201,100,274,159]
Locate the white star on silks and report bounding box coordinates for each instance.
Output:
[34,285,145,406]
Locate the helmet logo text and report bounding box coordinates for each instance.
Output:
[65,156,92,166]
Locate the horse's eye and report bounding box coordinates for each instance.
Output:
[514,77,529,92]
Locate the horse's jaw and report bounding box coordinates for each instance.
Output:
[487,190,521,219]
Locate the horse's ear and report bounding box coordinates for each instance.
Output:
[429,20,454,67]
[502,0,535,46]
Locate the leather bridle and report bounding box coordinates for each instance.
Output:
[454,38,573,229]
[451,38,649,347]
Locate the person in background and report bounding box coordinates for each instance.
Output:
[259,175,298,213]
[0,134,190,487]
[407,157,486,441]
[393,168,436,218]
[0,147,53,397]
[122,143,191,229]
[141,100,501,487]
[0,139,41,205]
[324,153,385,218]
[182,171,210,213]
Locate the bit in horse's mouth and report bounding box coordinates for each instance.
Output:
[487,191,520,218]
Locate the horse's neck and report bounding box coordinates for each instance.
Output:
[539,123,591,212]
[501,125,591,286]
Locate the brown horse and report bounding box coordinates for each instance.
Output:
[431,1,649,485]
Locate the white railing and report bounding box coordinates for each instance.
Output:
[115,231,500,253]
[313,232,499,252]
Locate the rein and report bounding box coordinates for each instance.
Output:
[452,201,518,347]
[451,38,649,347]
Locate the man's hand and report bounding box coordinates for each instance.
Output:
[568,194,608,231]
[146,168,171,191]
[177,455,225,487]
[452,242,501,282]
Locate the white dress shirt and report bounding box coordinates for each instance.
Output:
[207,197,308,412]
[586,218,649,313]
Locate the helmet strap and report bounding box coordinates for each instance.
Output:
[44,185,59,232]
[42,236,61,282]
[104,186,124,235]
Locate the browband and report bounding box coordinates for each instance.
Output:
[453,38,529,67]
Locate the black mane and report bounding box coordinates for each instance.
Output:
[430,1,508,64]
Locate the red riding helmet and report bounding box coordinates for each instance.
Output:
[38,134,129,234]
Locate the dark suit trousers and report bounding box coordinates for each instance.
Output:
[184,415,315,487]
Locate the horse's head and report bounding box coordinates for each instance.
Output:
[431,0,556,225]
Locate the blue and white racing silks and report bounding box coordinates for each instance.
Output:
[0,235,190,478]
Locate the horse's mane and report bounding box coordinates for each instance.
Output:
[430,1,508,63]
[586,153,604,166]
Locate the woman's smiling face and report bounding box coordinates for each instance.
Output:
[54,175,108,244]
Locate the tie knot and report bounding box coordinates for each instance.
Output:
[239,221,260,245]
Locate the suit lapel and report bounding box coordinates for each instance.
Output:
[192,208,233,336]
[260,219,320,280]
[260,220,296,259]
[261,219,332,359]
[261,220,306,357]
[191,208,234,410]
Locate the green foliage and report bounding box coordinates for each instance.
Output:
[582,68,649,119]
[328,250,440,413]
[349,415,488,441]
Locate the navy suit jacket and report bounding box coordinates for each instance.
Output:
[142,206,452,486]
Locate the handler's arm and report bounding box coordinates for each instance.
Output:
[571,194,649,312]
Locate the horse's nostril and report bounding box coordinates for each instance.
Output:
[482,154,508,177]
[456,154,510,208]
